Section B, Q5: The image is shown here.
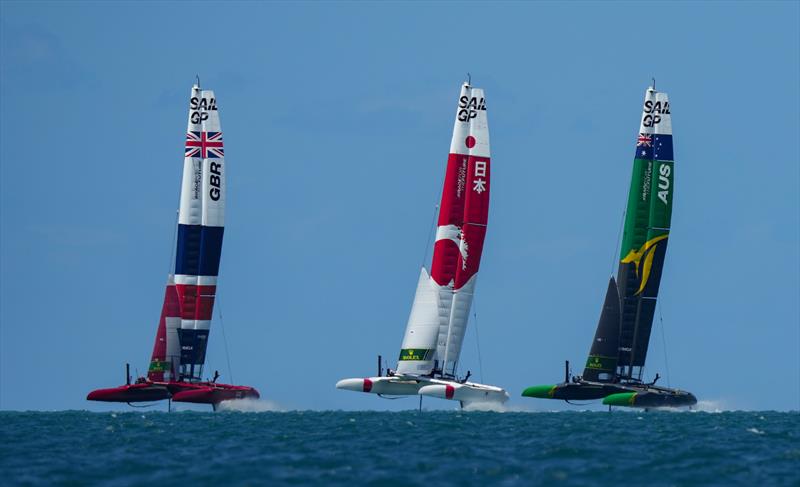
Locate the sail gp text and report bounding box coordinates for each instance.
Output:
[457,96,487,122]
[642,99,670,127]
[189,96,218,124]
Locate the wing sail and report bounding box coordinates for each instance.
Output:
[396,83,491,377]
[174,85,226,380]
[616,87,674,377]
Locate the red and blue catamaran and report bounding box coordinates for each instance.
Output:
[87,83,259,410]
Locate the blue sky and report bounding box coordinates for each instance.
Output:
[1,1,798,412]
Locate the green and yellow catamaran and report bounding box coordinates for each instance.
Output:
[522,84,696,408]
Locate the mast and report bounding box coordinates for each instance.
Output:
[615,85,674,380]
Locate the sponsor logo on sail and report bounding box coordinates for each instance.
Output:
[586,355,615,371]
[148,359,171,372]
[456,158,467,198]
[641,161,653,201]
[399,348,433,361]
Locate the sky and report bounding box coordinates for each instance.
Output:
[1,1,798,412]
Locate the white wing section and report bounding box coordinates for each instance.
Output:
[639,87,672,136]
[396,268,442,375]
[450,84,490,158]
[653,91,672,135]
[436,274,477,370]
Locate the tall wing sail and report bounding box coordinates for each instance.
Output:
[616,87,673,377]
[147,276,181,381]
[583,277,621,382]
[396,83,491,377]
[174,85,226,380]
[434,83,491,376]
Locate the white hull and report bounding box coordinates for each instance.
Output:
[336,375,508,405]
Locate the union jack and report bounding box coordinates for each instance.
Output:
[636,133,652,147]
[185,131,224,159]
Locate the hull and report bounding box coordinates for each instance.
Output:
[603,387,697,408]
[87,383,171,403]
[522,380,696,408]
[418,380,508,404]
[337,375,508,405]
[87,380,259,405]
[169,382,260,404]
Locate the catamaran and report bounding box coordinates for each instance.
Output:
[87,82,259,409]
[337,81,508,407]
[522,84,696,409]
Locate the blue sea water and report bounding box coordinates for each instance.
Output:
[1,408,797,486]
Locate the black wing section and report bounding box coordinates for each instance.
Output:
[582,277,621,382]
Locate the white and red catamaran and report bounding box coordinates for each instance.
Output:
[88,83,259,409]
[337,81,508,407]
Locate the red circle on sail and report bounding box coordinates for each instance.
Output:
[465,136,476,148]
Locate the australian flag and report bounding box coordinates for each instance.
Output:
[634,133,673,161]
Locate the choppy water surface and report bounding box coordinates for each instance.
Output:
[1,409,797,486]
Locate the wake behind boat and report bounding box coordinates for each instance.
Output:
[87,82,258,410]
[337,81,508,407]
[522,84,696,409]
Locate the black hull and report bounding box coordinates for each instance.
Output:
[523,380,697,408]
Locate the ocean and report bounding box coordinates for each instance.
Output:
[1,408,797,486]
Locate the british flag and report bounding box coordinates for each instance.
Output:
[185,131,224,159]
[636,133,652,147]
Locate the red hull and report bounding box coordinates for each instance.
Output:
[87,380,259,405]
[86,383,171,403]
[171,383,260,404]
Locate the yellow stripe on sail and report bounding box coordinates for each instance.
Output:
[620,234,669,295]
